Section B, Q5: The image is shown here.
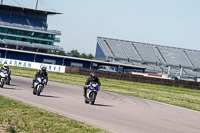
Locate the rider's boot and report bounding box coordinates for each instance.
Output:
[83,87,86,96]
[31,81,34,88]
[31,79,36,88]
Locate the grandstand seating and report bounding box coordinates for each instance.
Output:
[133,43,165,64]
[171,49,193,68]
[185,50,200,69]
[120,41,142,61]
[157,47,179,66]
[96,37,200,79]
[106,40,127,59]
[97,38,114,58]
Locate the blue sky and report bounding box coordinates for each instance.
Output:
[3,0,200,55]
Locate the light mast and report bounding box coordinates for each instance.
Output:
[35,0,39,10]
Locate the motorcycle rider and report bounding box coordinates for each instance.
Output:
[31,66,48,88]
[83,72,101,96]
[0,62,11,84]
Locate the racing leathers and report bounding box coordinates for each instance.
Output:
[32,70,48,88]
[83,76,101,96]
[0,66,11,82]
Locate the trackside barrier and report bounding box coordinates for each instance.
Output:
[65,66,200,90]
[0,58,66,73]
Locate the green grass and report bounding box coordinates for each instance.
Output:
[1,65,200,132]
[0,65,109,133]
[8,65,200,112]
[0,96,108,133]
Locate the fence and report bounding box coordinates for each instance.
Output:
[65,66,200,90]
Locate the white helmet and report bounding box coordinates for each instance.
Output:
[3,63,8,69]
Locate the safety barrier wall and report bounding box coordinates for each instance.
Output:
[0,58,66,73]
[65,66,200,90]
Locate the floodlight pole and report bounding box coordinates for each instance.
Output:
[35,0,39,10]
[1,0,3,4]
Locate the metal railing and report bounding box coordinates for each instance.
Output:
[0,21,61,35]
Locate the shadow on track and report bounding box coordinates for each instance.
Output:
[93,103,114,107]
[2,87,20,90]
[39,95,61,98]
[9,84,19,87]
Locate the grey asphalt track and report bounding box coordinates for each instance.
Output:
[0,76,200,133]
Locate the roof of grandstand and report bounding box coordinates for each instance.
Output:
[0,4,61,15]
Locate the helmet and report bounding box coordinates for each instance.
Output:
[3,63,8,70]
[90,72,96,80]
[41,66,46,72]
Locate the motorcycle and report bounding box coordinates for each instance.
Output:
[0,71,9,88]
[33,76,47,96]
[84,82,100,105]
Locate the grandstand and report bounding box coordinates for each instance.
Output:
[95,37,200,80]
[0,4,62,52]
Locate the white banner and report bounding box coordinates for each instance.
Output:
[0,58,66,73]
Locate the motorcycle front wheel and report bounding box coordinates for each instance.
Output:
[36,86,42,96]
[1,80,4,88]
[90,92,97,105]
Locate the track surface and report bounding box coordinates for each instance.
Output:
[0,76,200,133]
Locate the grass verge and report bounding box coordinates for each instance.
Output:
[0,96,108,133]
[0,65,109,133]
[1,65,200,132]
[8,65,200,112]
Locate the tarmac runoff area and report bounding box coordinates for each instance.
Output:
[0,76,200,133]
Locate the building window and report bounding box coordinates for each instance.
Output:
[71,62,83,68]
[43,59,56,64]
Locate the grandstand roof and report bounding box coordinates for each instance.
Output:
[97,37,200,53]
[0,4,61,15]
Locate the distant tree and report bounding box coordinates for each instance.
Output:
[47,48,68,56]
[56,50,67,56]
[71,49,80,57]
[70,49,94,59]
[47,49,94,59]
[80,53,87,58]
[87,53,94,59]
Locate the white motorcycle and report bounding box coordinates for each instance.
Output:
[33,76,47,96]
[0,71,8,88]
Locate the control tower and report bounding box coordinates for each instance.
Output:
[0,1,62,52]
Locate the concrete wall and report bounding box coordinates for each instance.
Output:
[65,66,200,90]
